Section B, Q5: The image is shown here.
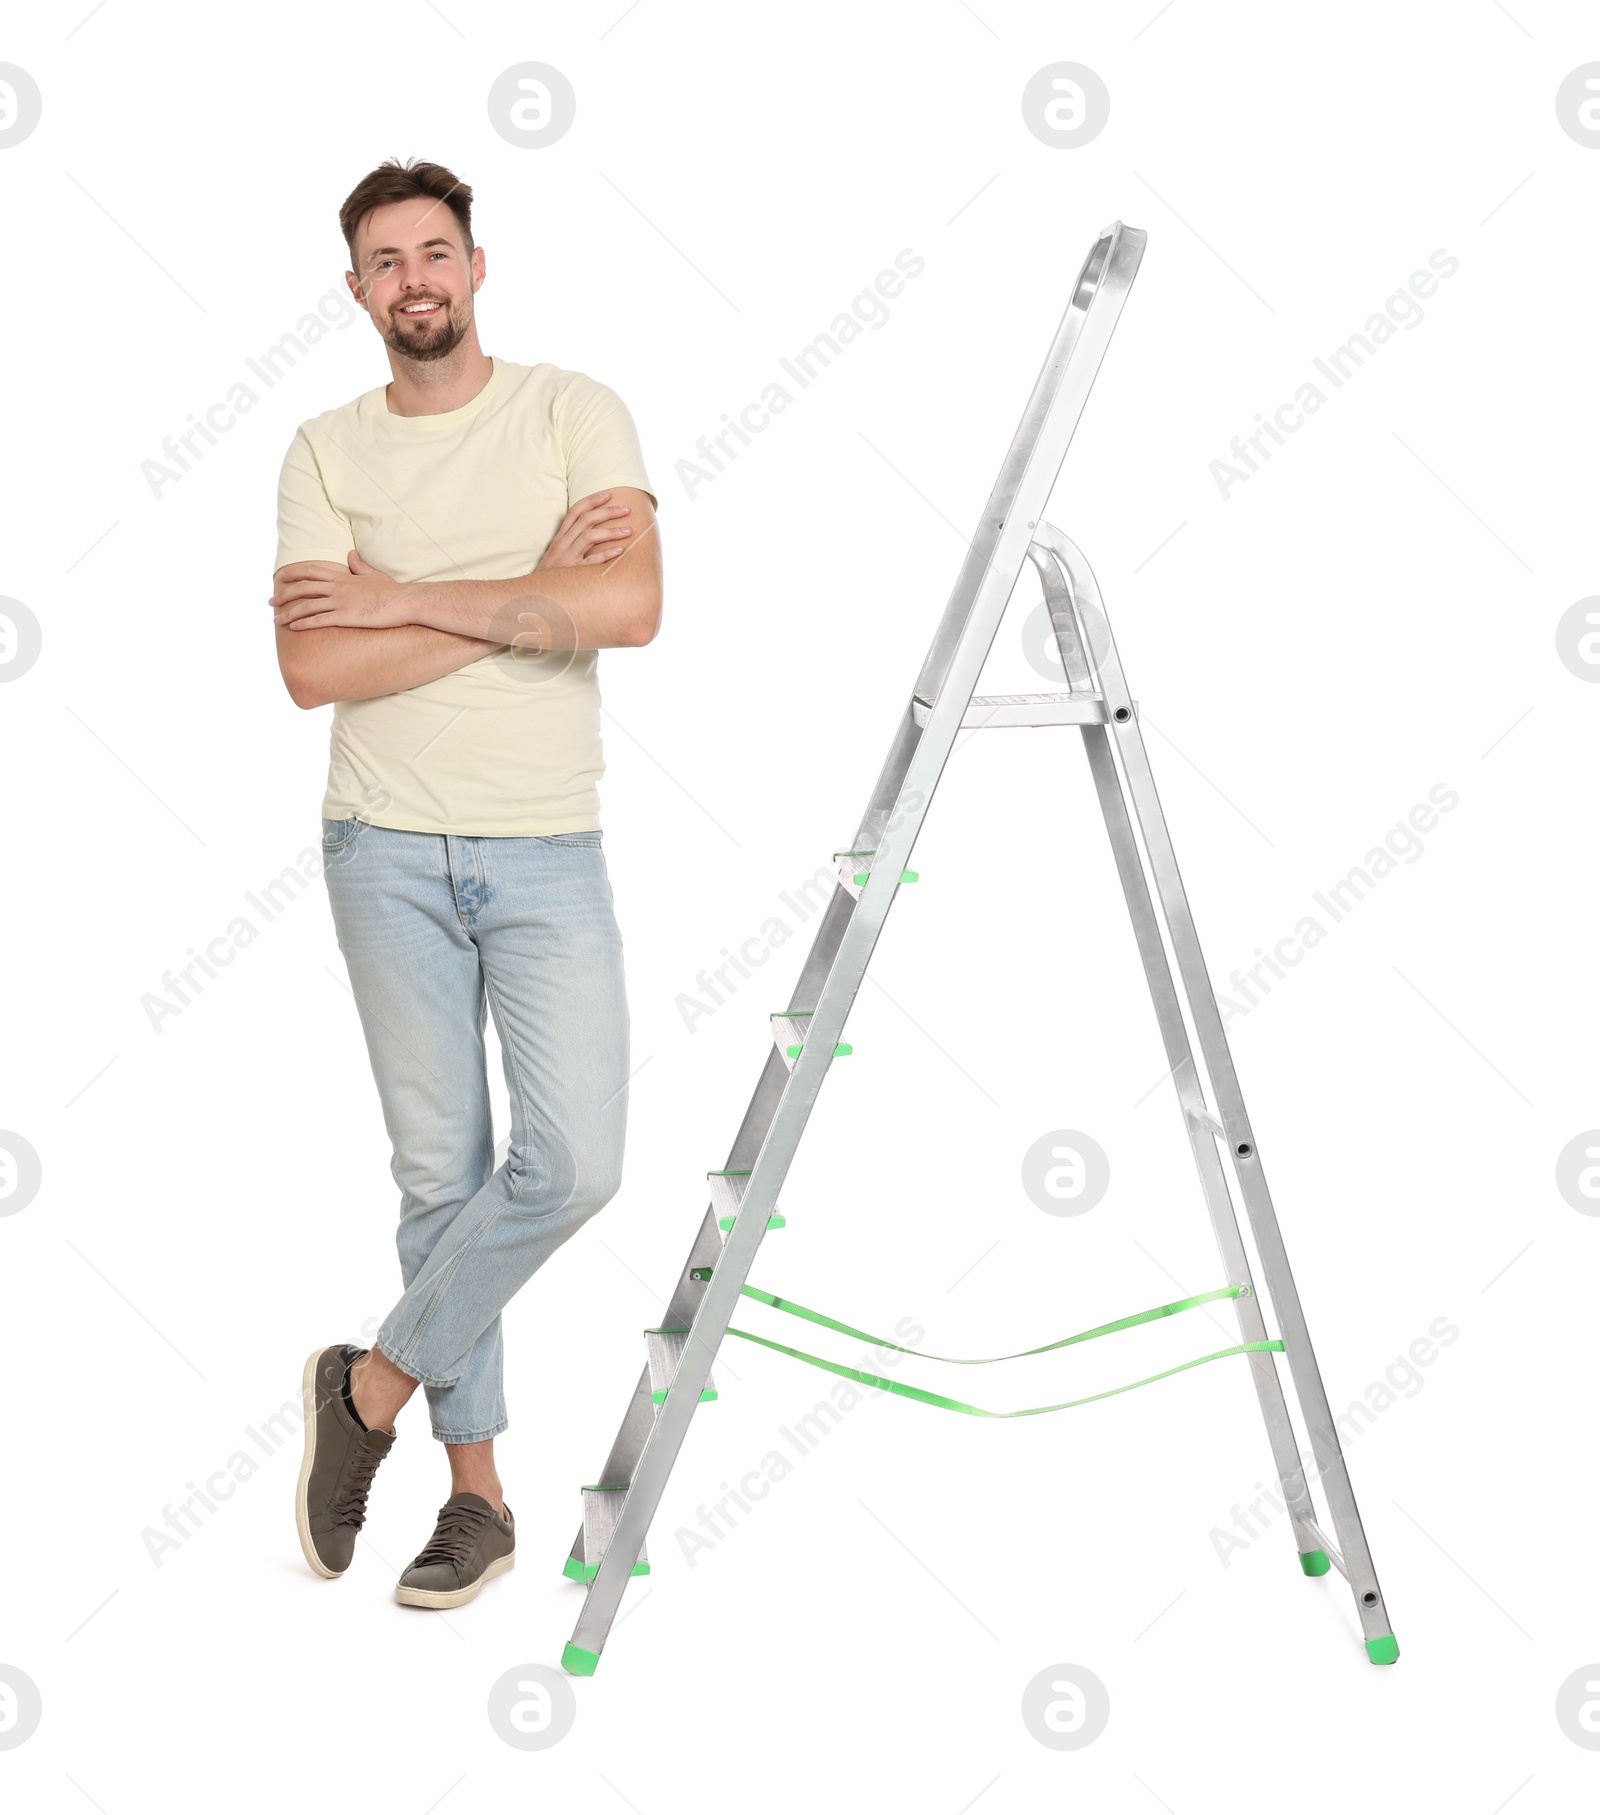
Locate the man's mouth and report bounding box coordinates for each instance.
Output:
[397,299,445,318]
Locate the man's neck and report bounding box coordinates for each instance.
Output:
[384,336,494,418]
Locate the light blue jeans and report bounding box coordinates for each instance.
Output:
[320,816,630,1443]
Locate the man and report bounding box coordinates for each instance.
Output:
[271,157,661,1609]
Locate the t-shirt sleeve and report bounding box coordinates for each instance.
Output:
[555,374,658,510]
[274,425,356,572]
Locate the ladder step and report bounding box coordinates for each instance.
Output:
[911,689,1121,729]
[645,1327,718,1405]
[833,848,919,900]
[708,1168,786,1233]
[563,1484,650,1582]
[771,1010,851,1068]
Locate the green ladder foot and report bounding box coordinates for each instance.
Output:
[562,1555,650,1583]
[562,1642,601,1676]
[1365,1633,1400,1666]
[1298,1548,1332,1577]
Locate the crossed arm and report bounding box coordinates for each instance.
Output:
[270,487,661,710]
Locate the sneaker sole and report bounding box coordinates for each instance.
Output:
[295,1344,345,1580]
[395,1550,516,1609]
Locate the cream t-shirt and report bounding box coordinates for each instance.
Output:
[274,357,656,836]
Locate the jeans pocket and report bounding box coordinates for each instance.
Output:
[320,816,366,865]
[538,830,602,848]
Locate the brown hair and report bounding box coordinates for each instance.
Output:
[339,158,474,270]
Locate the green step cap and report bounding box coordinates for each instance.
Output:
[562,1555,649,1583]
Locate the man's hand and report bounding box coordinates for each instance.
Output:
[537,491,635,570]
[271,551,412,631]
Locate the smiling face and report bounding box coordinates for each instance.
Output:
[348,194,484,364]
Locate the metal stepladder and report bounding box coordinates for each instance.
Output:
[560,220,1397,1674]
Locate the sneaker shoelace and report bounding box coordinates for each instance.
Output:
[410,1502,492,1576]
[329,1439,388,1528]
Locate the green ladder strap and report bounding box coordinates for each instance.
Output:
[737,1282,1245,1364]
[720,1326,1285,1419]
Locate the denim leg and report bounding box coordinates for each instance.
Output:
[320,820,509,1442]
[371,831,631,1397]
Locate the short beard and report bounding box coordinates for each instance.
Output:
[380,299,470,364]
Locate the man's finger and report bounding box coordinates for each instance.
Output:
[551,492,611,535]
[273,593,335,619]
[269,578,342,608]
[574,502,630,527]
[275,596,351,627]
[270,577,339,599]
[269,577,343,603]
[275,560,352,582]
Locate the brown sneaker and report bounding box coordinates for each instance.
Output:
[295,1344,395,1578]
[395,1493,516,1608]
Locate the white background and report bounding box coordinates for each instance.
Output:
[2,0,1596,1807]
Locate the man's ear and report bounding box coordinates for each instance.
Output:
[471,244,486,294]
[346,270,371,318]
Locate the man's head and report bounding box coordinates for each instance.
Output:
[339,158,483,363]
